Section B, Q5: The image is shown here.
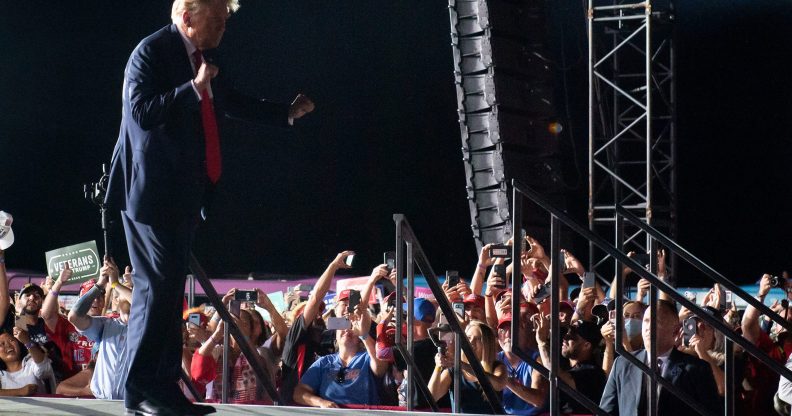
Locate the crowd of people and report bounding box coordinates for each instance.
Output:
[2,234,792,415]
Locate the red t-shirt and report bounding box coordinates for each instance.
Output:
[742,331,786,415]
[44,314,82,378]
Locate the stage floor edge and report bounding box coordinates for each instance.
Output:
[0,397,460,416]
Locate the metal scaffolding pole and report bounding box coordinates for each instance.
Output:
[587,0,677,285]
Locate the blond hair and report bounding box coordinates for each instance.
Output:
[465,320,499,373]
[171,0,240,23]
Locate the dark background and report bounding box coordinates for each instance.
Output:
[1,1,790,285]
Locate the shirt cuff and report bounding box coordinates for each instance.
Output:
[190,80,202,100]
[288,117,294,126]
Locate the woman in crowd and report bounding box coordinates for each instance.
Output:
[600,300,646,375]
[293,304,387,408]
[429,319,506,414]
[0,327,54,396]
[191,289,263,404]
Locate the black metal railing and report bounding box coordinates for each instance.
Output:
[395,214,504,414]
[188,253,279,404]
[511,179,792,416]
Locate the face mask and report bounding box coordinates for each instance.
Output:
[624,318,642,339]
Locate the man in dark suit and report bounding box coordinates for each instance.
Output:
[599,300,720,416]
[104,1,314,414]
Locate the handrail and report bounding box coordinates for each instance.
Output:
[189,253,280,404]
[512,179,792,416]
[616,206,792,333]
[510,189,611,416]
[395,214,504,414]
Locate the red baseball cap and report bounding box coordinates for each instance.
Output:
[498,313,512,329]
[337,289,351,301]
[80,279,97,297]
[463,294,485,309]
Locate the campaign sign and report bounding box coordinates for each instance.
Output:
[45,241,101,283]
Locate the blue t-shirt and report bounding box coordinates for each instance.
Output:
[498,350,544,415]
[300,350,379,406]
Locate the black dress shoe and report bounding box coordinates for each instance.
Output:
[125,400,216,416]
[125,400,180,416]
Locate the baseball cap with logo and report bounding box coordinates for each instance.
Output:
[20,283,44,297]
[80,279,97,296]
[0,211,14,250]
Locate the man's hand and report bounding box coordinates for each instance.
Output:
[319,399,339,409]
[98,255,120,287]
[758,274,772,298]
[58,263,74,285]
[534,312,550,345]
[331,251,354,270]
[289,94,315,120]
[525,235,547,261]
[121,266,133,285]
[601,321,616,345]
[479,243,496,268]
[194,62,218,93]
[485,273,506,297]
[370,264,389,282]
[636,278,651,301]
[221,288,237,306]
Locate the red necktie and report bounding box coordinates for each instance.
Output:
[192,50,222,184]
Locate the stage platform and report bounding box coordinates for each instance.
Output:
[0,397,455,416]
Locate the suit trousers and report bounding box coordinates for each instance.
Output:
[121,210,196,406]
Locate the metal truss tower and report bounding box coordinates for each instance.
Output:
[587,0,677,281]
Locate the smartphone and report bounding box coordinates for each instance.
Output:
[489,244,510,258]
[345,253,355,268]
[384,251,396,271]
[327,317,352,330]
[725,291,733,303]
[446,270,460,288]
[716,285,727,310]
[229,300,241,318]
[520,229,527,253]
[582,272,596,289]
[234,290,258,303]
[683,291,696,303]
[347,289,361,314]
[188,313,202,327]
[608,309,617,325]
[453,302,465,319]
[428,328,448,355]
[534,282,551,304]
[14,315,29,332]
[682,316,697,346]
[493,264,507,289]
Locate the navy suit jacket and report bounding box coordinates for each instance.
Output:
[105,24,289,225]
[599,348,721,416]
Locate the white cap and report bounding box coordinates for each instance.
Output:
[0,211,14,250]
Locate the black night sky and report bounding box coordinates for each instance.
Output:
[1,1,791,287]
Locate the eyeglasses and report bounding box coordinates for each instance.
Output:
[335,366,347,384]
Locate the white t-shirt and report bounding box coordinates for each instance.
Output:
[0,354,54,393]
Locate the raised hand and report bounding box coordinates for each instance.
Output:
[332,251,354,270]
[479,243,496,268]
[289,94,315,120]
[58,263,74,284]
[525,235,547,261]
